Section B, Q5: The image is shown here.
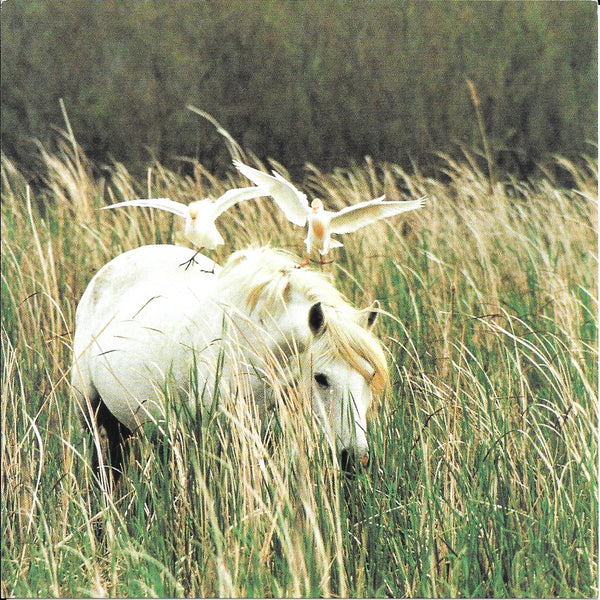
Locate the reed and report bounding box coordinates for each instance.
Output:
[1,136,597,597]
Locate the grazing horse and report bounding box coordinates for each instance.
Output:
[71,245,387,480]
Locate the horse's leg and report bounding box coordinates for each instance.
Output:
[76,390,132,539]
[93,398,132,485]
[75,384,131,486]
[73,382,104,482]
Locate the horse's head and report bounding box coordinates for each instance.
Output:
[219,246,388,471]
[298,300,387,471]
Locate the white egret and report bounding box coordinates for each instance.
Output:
[102,186,267,267]
[234,161,425,266]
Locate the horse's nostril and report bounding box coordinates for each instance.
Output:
[341,449,368,472]
[340,449,354,472]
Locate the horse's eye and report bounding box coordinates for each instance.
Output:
[314,373,330,388]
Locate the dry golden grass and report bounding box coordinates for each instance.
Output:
[1,129,597,597]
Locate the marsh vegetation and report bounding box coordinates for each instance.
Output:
[1,129,597,596]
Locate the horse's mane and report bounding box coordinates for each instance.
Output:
[218,247,388,395]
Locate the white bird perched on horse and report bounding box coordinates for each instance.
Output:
[101,187,267,267]
[234,160,426,266]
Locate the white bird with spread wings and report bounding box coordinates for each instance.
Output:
[102,187,267,265]
[234,161,426,265]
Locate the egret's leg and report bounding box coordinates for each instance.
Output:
[179,249,201,270]
[297,254,311,268]
[312,254,334,266]
[179,249,216,273]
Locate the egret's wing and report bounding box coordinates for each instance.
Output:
[212,186,269,218]
[233,160,309,225]
[101,198,188,218]
[330,196,426,234]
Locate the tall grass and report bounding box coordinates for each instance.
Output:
[1,131,597,597]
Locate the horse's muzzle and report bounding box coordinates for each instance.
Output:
[341,449,369,473]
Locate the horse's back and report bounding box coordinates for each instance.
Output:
[76,244,216,316]
[72,245,220,431]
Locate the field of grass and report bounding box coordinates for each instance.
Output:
[1,126,597,597]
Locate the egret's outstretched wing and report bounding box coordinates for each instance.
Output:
[330,196,426,234]
[233,161,309,226]
[212,186,269,218]
[102,198,188,218]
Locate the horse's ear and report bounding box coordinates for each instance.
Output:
[364,300,380,330]
[308,302,326,336]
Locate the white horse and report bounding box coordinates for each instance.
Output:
[71,245,387,478]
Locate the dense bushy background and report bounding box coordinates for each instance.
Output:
[1,1,596,179]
